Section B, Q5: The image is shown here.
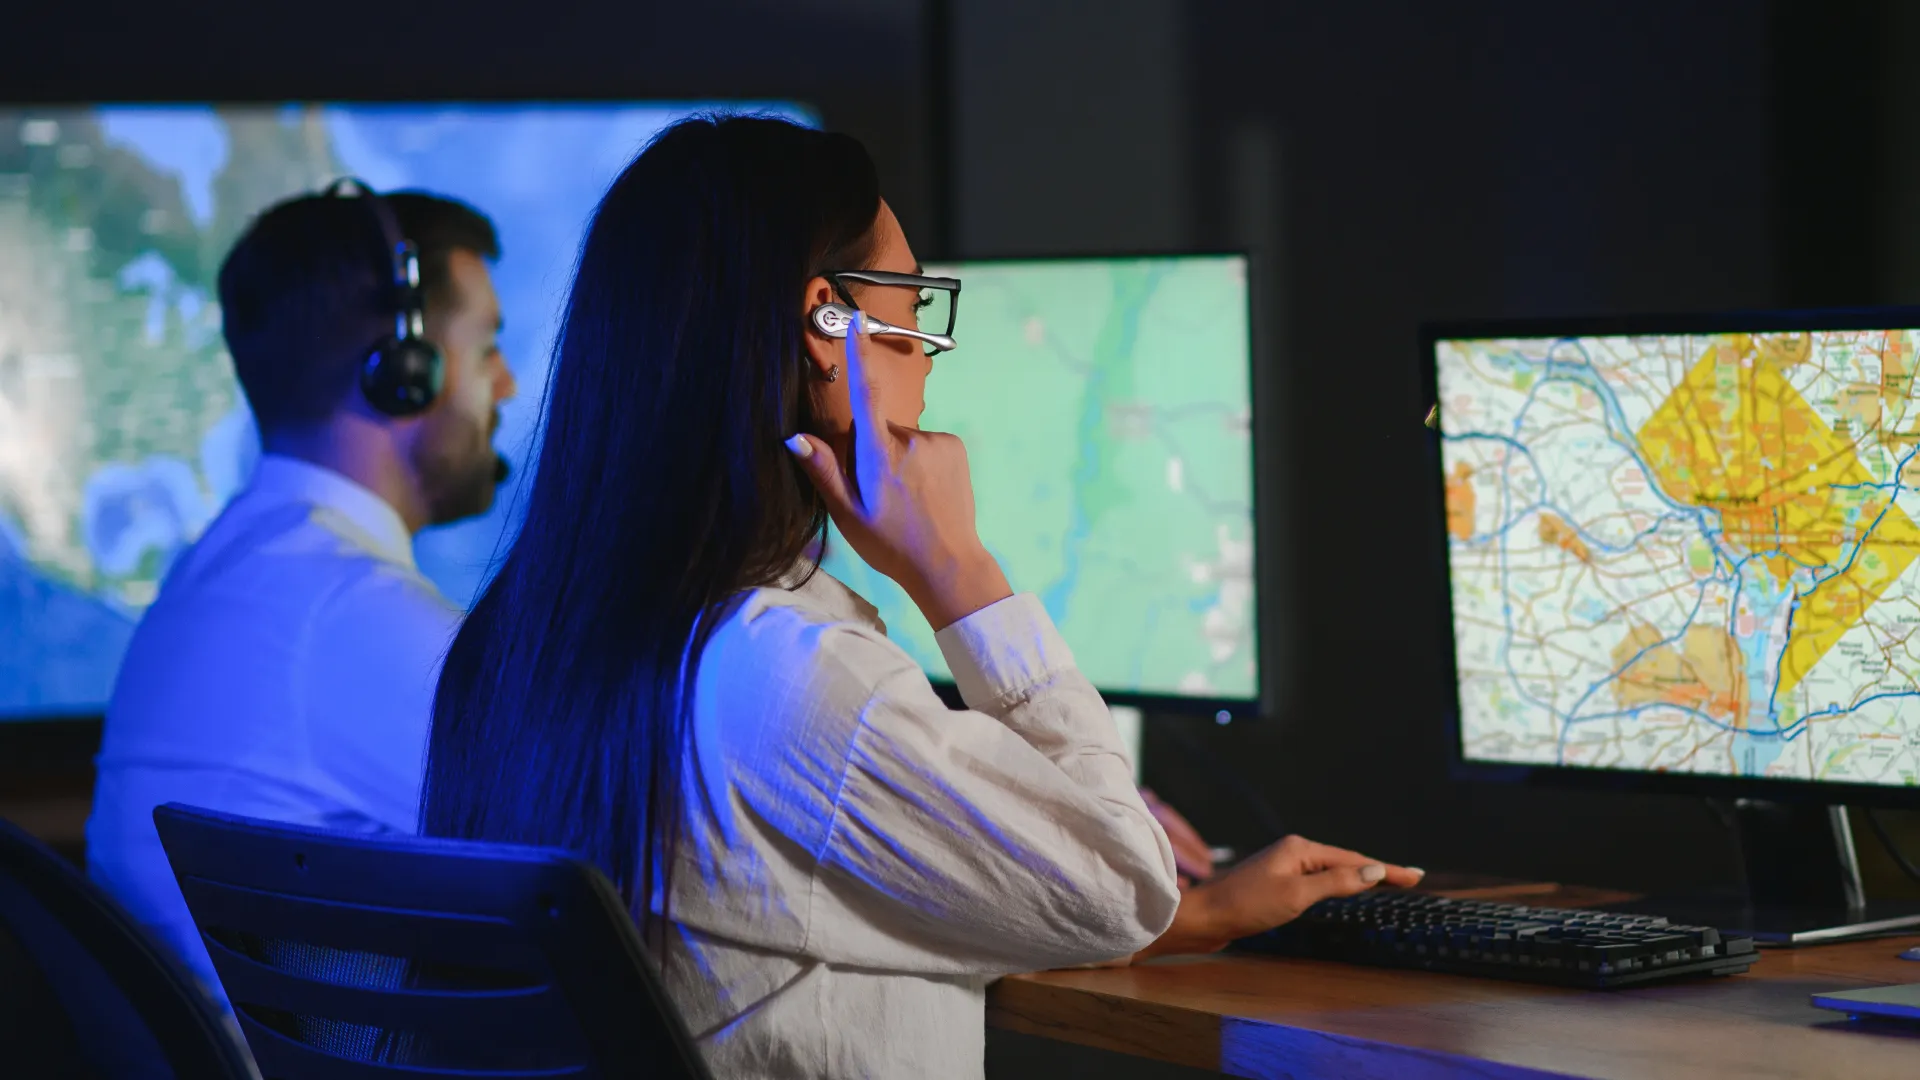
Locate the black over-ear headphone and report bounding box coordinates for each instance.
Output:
[325,178,443,416]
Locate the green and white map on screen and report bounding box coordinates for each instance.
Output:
[820,256,1258,702]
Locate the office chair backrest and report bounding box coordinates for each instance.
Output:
[152,803,713,1080]
[0,815,256,1079]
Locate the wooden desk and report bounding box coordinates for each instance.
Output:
[988,886,1920,1079]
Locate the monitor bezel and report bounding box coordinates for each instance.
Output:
[1422,306,1920,809]
[916,250,1265,720]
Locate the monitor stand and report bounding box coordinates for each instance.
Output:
[1602,800,1920,945]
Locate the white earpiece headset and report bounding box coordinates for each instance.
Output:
[807,269,961,354]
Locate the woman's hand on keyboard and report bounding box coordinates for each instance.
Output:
[1135,835,1423,959]
[1140,788,1215,886]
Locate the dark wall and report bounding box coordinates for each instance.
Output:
[0,0,938,252]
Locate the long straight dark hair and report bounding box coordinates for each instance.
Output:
[421,116,881,937]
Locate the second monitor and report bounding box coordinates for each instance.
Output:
[820,254,1259,716]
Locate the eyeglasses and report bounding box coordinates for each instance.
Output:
[827,269,962,354]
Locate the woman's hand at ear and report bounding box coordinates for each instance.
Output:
[1131,835,1425,960]
[786,316,1011,630]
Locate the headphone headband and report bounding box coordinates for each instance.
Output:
[325,177,442,416]
[326,177,424,342]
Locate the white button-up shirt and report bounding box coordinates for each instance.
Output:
[87,455,460,996]
[664,568,1181,1079]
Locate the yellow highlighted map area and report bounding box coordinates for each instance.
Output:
[1635,336,1920,704]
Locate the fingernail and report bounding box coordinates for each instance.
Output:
[783,434,812,459]
[1406,867,1427,880]
[1359,864,1386,884]
[852,310,868,334]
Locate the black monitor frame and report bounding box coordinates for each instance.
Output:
[1421,306,1920,810]
[911,249,1265,721]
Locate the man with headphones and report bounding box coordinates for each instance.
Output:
[86,181,517,999]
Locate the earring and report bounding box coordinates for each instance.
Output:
[823,364,839,383]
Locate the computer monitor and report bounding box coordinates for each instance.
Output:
[819,254,1259,718]
[1426,312,1920,940]
[0,101,814,721]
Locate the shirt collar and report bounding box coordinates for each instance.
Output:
[777,560,887,634]
[244,455,417,570]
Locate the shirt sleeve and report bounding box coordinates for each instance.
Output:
[297,564,461,834]
[798,594,1181,975]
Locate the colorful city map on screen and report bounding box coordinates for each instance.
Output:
[1438,330,1920,787]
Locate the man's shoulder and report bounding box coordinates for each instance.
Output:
[119,501,458,700]
[306,557,461,656]
[161,494,454,622]
[317,551,458,614]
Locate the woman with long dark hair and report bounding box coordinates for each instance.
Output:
[423,115,1418,1078]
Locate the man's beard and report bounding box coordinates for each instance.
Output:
[412,411,504,526]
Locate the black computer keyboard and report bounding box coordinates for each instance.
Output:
[1232,891,1759,988]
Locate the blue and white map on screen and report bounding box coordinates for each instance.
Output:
[0,102,812,716]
